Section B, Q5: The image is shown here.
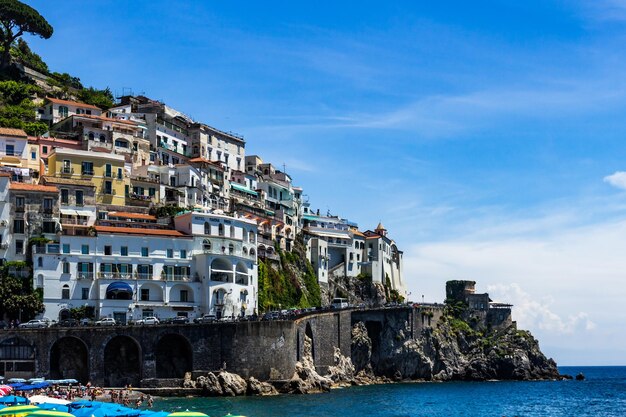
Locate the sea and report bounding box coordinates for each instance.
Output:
[152,367,626,417]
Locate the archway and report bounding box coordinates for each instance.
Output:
[155,334,192,378]
[0,337,35,377]
[50,337,88,382]
[235,262,248,285]
[59,309,70,321]
[103,336,141,387]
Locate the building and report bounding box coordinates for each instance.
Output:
[47,148,128,206]
[39,97,102,125]
[0,128,31,177]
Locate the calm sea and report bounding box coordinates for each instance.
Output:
[152,366,626,417]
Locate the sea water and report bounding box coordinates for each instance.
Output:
[152,366,626,417]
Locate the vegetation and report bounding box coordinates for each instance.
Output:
[384,274,404,303]
[0,78,47,135]
[0,0,53,68]
[11,38,47,73]
[0,261,43,321]
[257,236,321,312]
[152,205,186,218]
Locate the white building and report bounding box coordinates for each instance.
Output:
[39,97,102,125]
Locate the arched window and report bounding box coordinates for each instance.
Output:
[249,231,255,243]
[249,248,256,257]
[218,224,225,237]
[203,239,211,251]
[228,243,234,254]
[88,132,94,141]
[204,222,210,235]
[61,285,70,300]
[243,247,248,256]
[99,134,106,143]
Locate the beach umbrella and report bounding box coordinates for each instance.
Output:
[0,385,13,392]
[27,397,69,406]
[27,410,74,417]
[0,405,39,416]
[0,388,11,396]
[167,412,208,417]
[6,380,25,384]
[0,397,29,406]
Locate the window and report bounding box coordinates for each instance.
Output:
[140,288,149,301]
[62,262,70,274]
[104,164,112,178]
[230,225,235,238]
[104,245,112,255]
[167,249,173,258]
[13,219,24,234]
[15,240,23,254]
[62,244,70,254]
[115,139,128,148]
[58,106,68,118]
[141,247,149,257]
[149,187,156,197]
[203,239,211,251]
[180,290,188,302]
[61,285,70,299]
[42,221,56,233]
[60,189,69,204]
[62,159,71,174]
[81,244,89,255]
[75,190,84,206]
[117,168,123,179]
[31,150,36,160]
[104,181,112,195]
[37,257,43,267]
[218,224,225,237]
[5,144,14,156]
[81,288,89,300]
[43,198,53,212]
[228,243,234,254]
[81,161,93,175]
[204,222,210,235]
[42,145,48,154]
[15,196,24,209]
[121,246,128,256]
[180,249,186,259]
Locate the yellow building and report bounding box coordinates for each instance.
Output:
[47,148,128,205]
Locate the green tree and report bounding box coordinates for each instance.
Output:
[76,86,114,110]
[0,268,43,321]
[0,0,53,68]
[11,38,47,73]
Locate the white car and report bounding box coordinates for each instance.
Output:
[136,316,160,325]
[95,318,117,326]
[18,319,48,328]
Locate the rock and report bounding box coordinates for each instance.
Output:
[218,371,247,396]
[576,372,585,381]
[247,377,278,396]
[326,347,355,387]
[351,322,373,374]
[195,373,223,396]
[281,334,332,394]
[182,372,195,388]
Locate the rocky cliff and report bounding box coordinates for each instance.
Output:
[350,317,561,382]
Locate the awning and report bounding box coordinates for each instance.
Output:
[230,183,258,196]
[302,214,319,221]
[75,209,93,217]
[105,282,133,294]
[60,209,78,216]
[307,229,352,240]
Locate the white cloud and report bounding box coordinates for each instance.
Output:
[604,171,626,190]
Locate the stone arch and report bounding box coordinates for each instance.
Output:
[103,335,141,387]
[170,283,194,302]
[155,334,192,378]
[59,309,71,321]
[50,336,89,382]
[139,283,164,302]
[210,258,232,282]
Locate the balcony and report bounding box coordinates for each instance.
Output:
[162,274,191,281]
[77,272,94,280]
[59,167,74,175]
[60,218,89,226]
[97,272,133,280]
[81,170,94,177]
[200,237,255,260]
[33,244,60,254]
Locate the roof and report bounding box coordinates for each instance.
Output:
[94,226,188,237]
[45,97,101,111]
[9,183,58,193]
[0,128,27,138]
[351,230,367,238]
[108,211,157,221]
[188,158,224,170]
[41,176,96,187]
[73,113,140,127]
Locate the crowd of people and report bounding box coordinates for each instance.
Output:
[11,383,154,408]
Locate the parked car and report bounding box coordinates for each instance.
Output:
[136,316,160,325]
[80,318,94,326]
[194,314,216,324]
[0,320,7,329]
[18,319,48,328]
[173,316,189,324]
[95,318,117,326]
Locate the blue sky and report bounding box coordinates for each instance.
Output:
[26,0,626,364]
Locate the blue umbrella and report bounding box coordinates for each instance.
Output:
[0,396,29,405]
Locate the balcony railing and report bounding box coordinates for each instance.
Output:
[60,218,89,226]
[77,272,94,280]
[97,272,133,280]
[33,244,60,254]
[60,167,73,175]
[162,274,190,281]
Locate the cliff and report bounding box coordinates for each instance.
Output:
[350,318,561,382]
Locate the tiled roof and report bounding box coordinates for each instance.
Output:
[189,157,224,169]
[0,127,27,138]
[351,230,366,238]
[108,211,157,221]
[94,226,188,237]
[9,183,58,193]
[45,97,101,111]
[74,113,139,126]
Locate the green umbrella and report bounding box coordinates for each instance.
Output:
[167,411,208,417]
[27,411,74,417]
[0,406,40,416]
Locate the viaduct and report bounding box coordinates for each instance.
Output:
[0,306,445,387]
